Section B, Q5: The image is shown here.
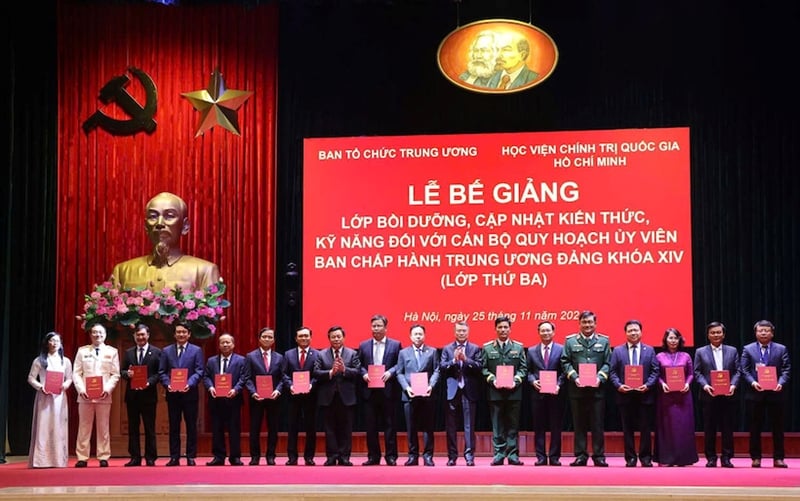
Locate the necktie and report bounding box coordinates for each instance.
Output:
[95,347,100,356]
[178,345,184,359]
[138,347,144,365]
[499,74,511,89]
[222,357,228,374]
[760,346,768,364]
[415,348,422,368]
[543,345,550,366]
[457,345,465,388]
[631,345,639,365]
[299,349,306,367]
[263,351,270,371]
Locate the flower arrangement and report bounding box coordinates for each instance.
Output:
[78,279,230,339]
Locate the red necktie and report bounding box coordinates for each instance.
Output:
[499,74,511,90]
[299,349,306,367]
[263,351,270,371]
[543,345,550,366]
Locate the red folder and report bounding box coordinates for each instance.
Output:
[710,370,730,396]
[495,365,515,388]
[170,368,188,390]
[44,370,64,394]
[214,373,232,395]
[665,367,685,391]
[256,374,274,396]
[293,371,311,393]
[624,365,644,387]
[538,370,558,394]
[410,372,429,396]
[130,365,148,390]
[757,365,778,390]
[85,375,103,399]
[368,364,385,388]
[579,363,598,387]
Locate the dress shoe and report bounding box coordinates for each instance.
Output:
[266,457,276,466]
[305,459,316,466]
[721,460,734,468]
[362,459,380,466]
[490,457,504,466]
[534,459,548,466]
[570,458,587,467]
[124,458,142,467]
[338,459,353,466]
[774,459,788,468]
[751,459,761,468]
[423,458,435,467]
[593,459,609,467]
[508,458,524,466]
[625,459,637,467]
[641,460,653,468]
[165,458,180,467]
[145,460,156,467]
[446,459,457,466]
[466,459,475,467]
[206,458,225,466]
[404,458,419,466]
[285,459,297,466]
[249,458,260,466]
[186,458,196,466]
[323,458,337,466]
[99,460,109,467]
[549,459,561,466]
[705,459,717,468]
[385,458,397,466]
[230,459,244,466]
[75,460,88,468]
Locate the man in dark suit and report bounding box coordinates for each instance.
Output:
[609,320,660,467]
[284,326,319,466]
[526,320,566,466]
[481,315,527,466]
[120,323,162,467]
[561,310,611,467]
[740,319,791,468]
[203,333,248,466]
[312,326,361,466]
[396,324,440,467]
[357,314,402,466]
[244,327,286,466]
[693,321,740,468]
[158,321,205,466]
[439,320,482,466]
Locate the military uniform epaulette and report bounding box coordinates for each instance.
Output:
[565,333,578,339]
[596,333,609,338]
[483,340,495,347]
[80,344,93,350]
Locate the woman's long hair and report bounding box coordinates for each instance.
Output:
[38,331,64,370]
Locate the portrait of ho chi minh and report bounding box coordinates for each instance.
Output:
[111,192,220,292]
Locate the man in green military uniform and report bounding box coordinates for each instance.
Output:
[560,310,611,467]
[481,315,528,466]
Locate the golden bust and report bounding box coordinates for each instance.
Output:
[111,192,220,291]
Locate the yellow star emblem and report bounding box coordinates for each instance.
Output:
[181,68,253,137]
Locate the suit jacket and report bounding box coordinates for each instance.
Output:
[313,346,361,406]
[121,344,162,404]
[357,337,402,399]
[283,346,320,393]
[73,343,121,403]
[203,353,248,403]
[693,344,740,402]
[439,341,483,401]
[487,65,539,90]
[159,342,205,400]
[526,342,565,399]
[740,341,791,402]
[396,345,440,402]
[481,339,527,401]
[244,349,287,397]
[609,343,660,404]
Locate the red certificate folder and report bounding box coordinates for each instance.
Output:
[293,370,311,393]
[710,370,730,396]
[44,370,64,394]
[170,368,188,389]
[579,363,599,387]
[538,370,558,394]
[757,365,778,390]
[665,367,685,391]
[256,375,274,396]
[214,373,232,395]
[410,372,429,396]
[368,364,385,388]
[624,365,644,387]
[495,365,515,388]
[130,365,148,390]
[85,375,103,399]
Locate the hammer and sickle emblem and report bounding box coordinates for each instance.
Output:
[82,67,157,136]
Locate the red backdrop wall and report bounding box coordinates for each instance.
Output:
[55,0,277,358]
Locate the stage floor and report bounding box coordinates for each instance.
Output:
[1,455,798,501]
